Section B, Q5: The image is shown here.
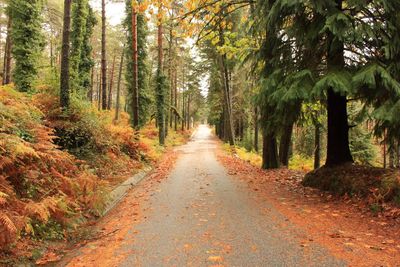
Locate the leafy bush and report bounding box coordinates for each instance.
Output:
[0,86,108,249]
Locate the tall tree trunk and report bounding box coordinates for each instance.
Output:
[262,132,279,169]
[89,67,94,102]
[182,92,185,131]
[220,53,235,146]
[115,49,125,121]
[254,106,259,152]
[157,0,165,145]
[325,0,353,166]
[132,2,139,127]
[101,0,107,110]
[60,0,72,109]
[314,123,321,169]
[383,134,387,168]
[107,53,116,110]
[174,65,178,131]
[3,16,12,85]
[168,23,174,129]
[187,93,191,130]
[279,121,294,166]
[97,72,101,110]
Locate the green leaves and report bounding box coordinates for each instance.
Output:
[10,0,45,92]
[312,70,353,97]
[353,64,400,96]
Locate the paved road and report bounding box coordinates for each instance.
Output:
[110,125,345,266]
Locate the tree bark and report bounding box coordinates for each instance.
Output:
[88,66,94,102]
[314,123,321,169]
[115,49,125,121]
[187,93,191,130]
[220,54,235,145]
[60,0,72,109]
[107,53,116,110]
[97,71,101,110]
[325,0,353,166]
[279,122,294,166]
[3,15,12,85]
[132,2,139,127]
[262,132,279,169]
[174,64,178,131]
[182,92,185,131]
[157,0,165,145]
[101,0,107,110]
[254,106,259,152]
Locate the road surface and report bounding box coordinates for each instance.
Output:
[64,125,345,266]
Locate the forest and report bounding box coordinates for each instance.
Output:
[1,0,400,265]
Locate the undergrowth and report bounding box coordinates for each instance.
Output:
[303,164,400,206]
[0,84,191,260]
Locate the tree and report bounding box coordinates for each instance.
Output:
[124,0,151,128]
[2,9,12,85]
[156,0,168,145]
[70,1,96,95]
[101,0,107,110]
[115,49,125,121]
[131,0,139,127]
[60,0,72,109]
[9,0,44,92]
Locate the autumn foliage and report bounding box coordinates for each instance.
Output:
[0,85,147,251]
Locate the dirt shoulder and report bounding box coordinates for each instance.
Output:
[217,149,400,266]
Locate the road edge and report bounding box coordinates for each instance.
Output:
[102,166,153,216]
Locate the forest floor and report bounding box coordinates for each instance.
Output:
[46,125,400,266]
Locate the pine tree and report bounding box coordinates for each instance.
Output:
[70,0,96,95]
[9,0,44,92]
[124,0,151,128]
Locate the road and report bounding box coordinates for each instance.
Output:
[63,125,345,266]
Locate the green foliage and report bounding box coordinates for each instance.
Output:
[155,69,168,145]
[9,0,45,92]
[349,126,377,165]
[124,0,152,128]
[70,0,96,94]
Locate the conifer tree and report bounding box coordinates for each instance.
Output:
[70,0,96,95]
[124,0,151,128]
[9,0,44,92]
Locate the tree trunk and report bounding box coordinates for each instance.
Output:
[3,15,12,85]
[220,53,235,146]
[325,0,353,166]
[132,3,139,127]
[181,92,185,131]
[88,67,94,102]
[262,132,279,169]
[157,0,165,145]
[60,0,72,109]
[115,49,125,121]
[187,93,191,130]
[314,123,321,169]
[168,23,174,129]
[279,122,294,166]
[254,106,259,152]
[97,72,101,111]
[174,65,178,131]
[107,53,116,110]
[101,0,107,110]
